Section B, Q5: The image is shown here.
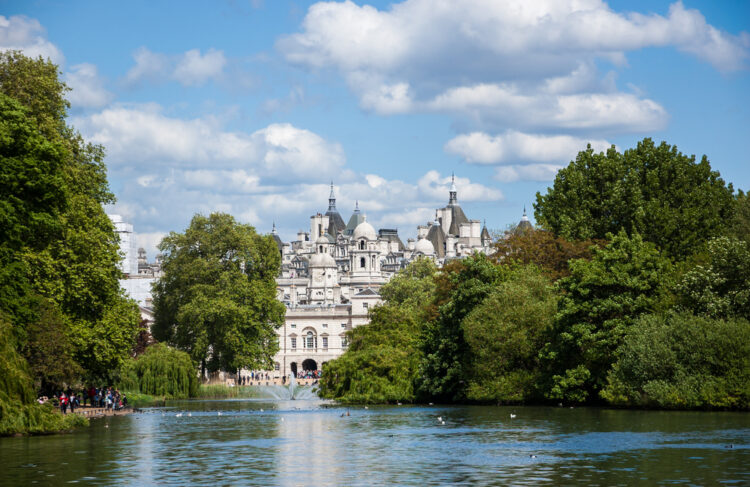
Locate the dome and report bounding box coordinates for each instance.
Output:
[353,217,377,241]
[309,252,336,267]
[315,235,329,245]
[414,237,435,255]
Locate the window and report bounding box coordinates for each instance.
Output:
[290,324,296,329]
[306,331,316,349]
[322,337,328,349]
[274,362,280,371]
[360,257,366,268]
[363,302,369,310]
[359,240,365,250]
[341,336,348,349]
[341,323,347,329]
[322,323,328,328]
[291,337,297,349]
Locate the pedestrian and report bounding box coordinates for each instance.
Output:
[60,393,68,414]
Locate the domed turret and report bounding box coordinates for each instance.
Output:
[309,251,336,268]
[353,216,377,241]
[414,236,435,255]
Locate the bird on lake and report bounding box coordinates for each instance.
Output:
[187,413,192,417]
[217,411,222,416]
[529,455,537,459]
[510,414,516,419]
[437,416,442,421]
[175,413,183,417]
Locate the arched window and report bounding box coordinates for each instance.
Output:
[319,245,323,253]
[360,257,366,268]
[359,240,365,250]
[306,331,316,349]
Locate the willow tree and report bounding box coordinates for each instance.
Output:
[152,213,285,377]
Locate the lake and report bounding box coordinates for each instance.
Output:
[1,393,748,486]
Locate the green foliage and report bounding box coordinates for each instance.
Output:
[118,343,198,399]
[602,312,750,409]
[417,254,508,402]
[319,258,437,403]
[0,52,138,386]
[542,232,671,403]
[730,190,750,244]
[152,212,285,374]
[535,138,735,259]
[463,266,557,403]
[195,384,260,399]
[675,237,750,321]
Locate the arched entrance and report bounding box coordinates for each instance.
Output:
[302,358,317,371]
[290,362,298,377]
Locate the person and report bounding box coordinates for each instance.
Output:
[60,393,68,414]
[69,393,76,413]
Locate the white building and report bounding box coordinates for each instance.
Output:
[110,214,138,276]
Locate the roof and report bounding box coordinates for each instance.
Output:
[447,204,469,235]
[378,229,405,250]
[344,204,366,236]
[354,288,380,297]
[426,222,446,258]
[481,225,491,241]
[326,210,346,235]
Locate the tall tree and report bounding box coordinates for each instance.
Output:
[541,232,671,403]
[0,52,138,384]
[535,138,735,259]
[152,213,285,376]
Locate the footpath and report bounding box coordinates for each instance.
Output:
[69,405,133,418]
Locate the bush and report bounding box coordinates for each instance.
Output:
[602,312,750,409]
[118,343,198,399]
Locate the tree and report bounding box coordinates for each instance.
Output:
[118,343,198,399]
[152,213,285,376]
[541,232,671,403]
[730,190,750,245]
[602,312,750,409]
[463,265,557,403]
[0,52,138,385]
[535,138,735,259]
[417,254,508,402]
[675,236,750,321]
[495,228,598,281]
[319,258,437,403]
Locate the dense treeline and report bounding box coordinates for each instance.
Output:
[118,344,198,399]
[320,139,750,409]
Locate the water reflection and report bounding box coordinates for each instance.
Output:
[0,401,748,486]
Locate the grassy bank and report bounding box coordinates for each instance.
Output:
[195,384,261,399]
[0,400,88,437]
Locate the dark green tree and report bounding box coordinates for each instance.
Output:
[152,213,285,376]
[535,138,735,259]
[463,265,557,403]
[541,232,671,403]
[319,258,437,403]
[118,343,198,399]
[730,190,750,245]
[417,254,507,402]
[602,312,750,409]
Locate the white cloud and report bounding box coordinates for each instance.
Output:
[445,131,612,165]
[173,48,227,86]
[64,63,114,108]
[73,104,346,181]
[278,0,747,132]
[417,170,503,202]
[494,164,563,183]
[125,47,227,87]
[0,15,63,63]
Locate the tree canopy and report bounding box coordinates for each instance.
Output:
[152,212,285,375]
[534,138,735,259]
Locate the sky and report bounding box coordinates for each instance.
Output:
[2,0,749,258]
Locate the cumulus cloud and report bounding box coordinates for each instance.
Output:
[64,63,114,108]
[494,164,564,183]
[125,47,227,87]
[0,15,63,63]
[278,0,747,132]
[72,104,346,181]
[445,131,612,165]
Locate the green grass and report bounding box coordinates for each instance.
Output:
[0,399,88,436]
[195,384,260,399]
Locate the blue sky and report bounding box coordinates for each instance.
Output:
[2,0,749,257]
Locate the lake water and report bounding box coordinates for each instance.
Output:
[1,393,748,486]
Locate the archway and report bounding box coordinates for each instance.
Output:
[302,358,317,371]
[290,362,298,377]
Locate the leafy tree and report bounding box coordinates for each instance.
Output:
[675,236,750,321]
[417,254,508,402]
[152,213,285,376]
[118,343,198,399]
[730,190,750,245]
[602,312,750,409]
[0,52,138,385]
[541,232,671,403]
[495,228,598,281]
[319,258,437,403]
[463,265,557,403]
[535,138,735,259]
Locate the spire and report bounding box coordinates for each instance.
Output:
[521,205,529,222]
[449,172,457,205]
[328,181,336,211]
[354,200,360,213]
[272,221,278,235]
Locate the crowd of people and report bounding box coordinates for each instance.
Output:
[235,369,323,385]
[38,387,129,414]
